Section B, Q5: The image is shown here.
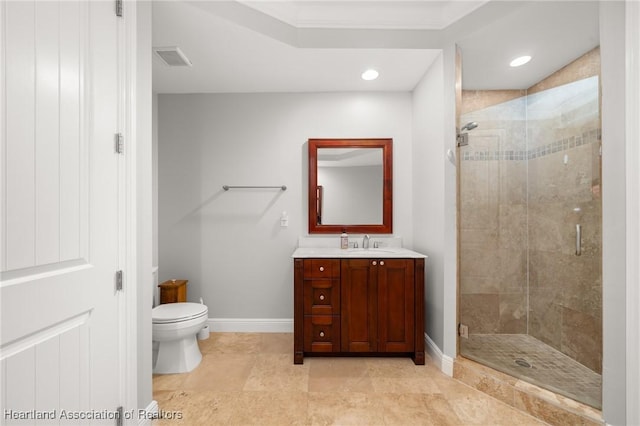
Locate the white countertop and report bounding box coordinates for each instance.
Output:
[292,247,427,259]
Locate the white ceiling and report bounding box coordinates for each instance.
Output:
[236,0,489,30]
[456,1,600,89]
[152,1,600,94]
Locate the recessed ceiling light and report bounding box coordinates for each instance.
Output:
[510,55,532,67]
[361,69,379,81]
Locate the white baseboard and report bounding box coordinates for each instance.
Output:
[208,318,293,333]
[425,333,454,377]
[137,400,158,426]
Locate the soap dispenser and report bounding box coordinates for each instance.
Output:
[341,231,349,249]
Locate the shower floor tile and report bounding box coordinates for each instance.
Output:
[460,334,601,409]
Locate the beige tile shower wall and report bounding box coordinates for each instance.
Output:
[459,96,528,335]
[527,144,602,373]
[526,50,601,374]
[527,74,602,373]
[527,47,600,96]
[461,90,526,116]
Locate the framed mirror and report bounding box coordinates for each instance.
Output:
[308,138,392,234]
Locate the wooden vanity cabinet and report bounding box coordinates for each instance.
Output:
[294,257,425,365]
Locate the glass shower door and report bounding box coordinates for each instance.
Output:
[457,74,602,408]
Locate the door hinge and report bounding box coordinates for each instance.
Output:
[115,406,123,426]
[458,323,469,339]
[115,270,123,291]
[456,133,469,147]
[115,133,124,154]
[115,0,123,17]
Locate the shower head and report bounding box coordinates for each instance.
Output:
[461,122,478,132]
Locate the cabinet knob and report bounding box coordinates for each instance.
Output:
[319,294,325,301]
[319,266,324,272]
[372,261,377,266]
[319,331,325,337]
[380,260,385,266]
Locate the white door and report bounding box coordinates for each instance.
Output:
[1,1,125,424]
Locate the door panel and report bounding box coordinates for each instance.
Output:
[35,1,61,265]
[341,259,377,352]
[4,0,36,270]
[59,0,83,262]
[378,259,415,352]
[1,1,122,421]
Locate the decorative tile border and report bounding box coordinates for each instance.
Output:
[462,129,601,161]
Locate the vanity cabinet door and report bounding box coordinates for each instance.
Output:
[341,258,415,353]
[341,259,378,352]
[377,259,415,352]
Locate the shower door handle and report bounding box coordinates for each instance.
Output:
[575,224,582,256]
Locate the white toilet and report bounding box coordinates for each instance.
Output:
[152,302,208,374]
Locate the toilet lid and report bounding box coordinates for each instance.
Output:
[152,302,208,324]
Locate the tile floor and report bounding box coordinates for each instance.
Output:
[153,333,546,425]
[460,334,601,409]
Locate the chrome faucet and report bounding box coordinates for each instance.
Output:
[363,234,370,249]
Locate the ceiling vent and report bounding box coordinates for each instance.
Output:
[153,46,192,67]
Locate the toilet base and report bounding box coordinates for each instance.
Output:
[153,335,202,374]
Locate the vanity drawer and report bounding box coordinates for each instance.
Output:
[304,259,340,279]
[303,279,340,315]
[304,315,341,352]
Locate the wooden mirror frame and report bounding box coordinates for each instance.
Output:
[308,138,393,234]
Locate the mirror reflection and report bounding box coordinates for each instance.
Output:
[308,138,392,234]
[316,148,383,225]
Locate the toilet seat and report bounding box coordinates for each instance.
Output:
[153,302,208,324]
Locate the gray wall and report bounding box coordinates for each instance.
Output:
[624,2,640,423]
[157,92,414,320]
[411,53,447,352]
[442,44,462,361]
[410,45,458,363]
[600,2,627,424]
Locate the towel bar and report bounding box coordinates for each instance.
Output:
[222,185,287,191]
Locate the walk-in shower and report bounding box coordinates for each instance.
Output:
[458,47,602,409]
